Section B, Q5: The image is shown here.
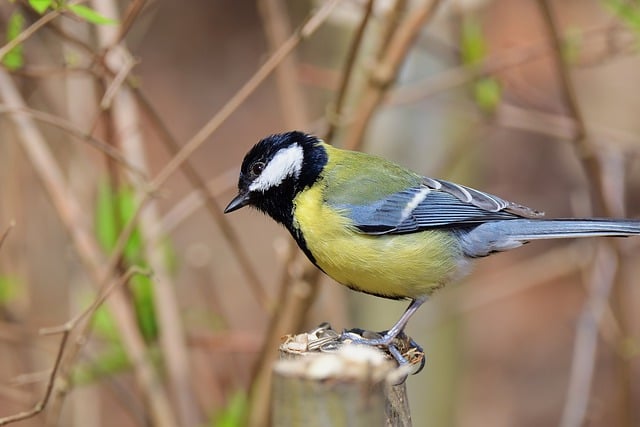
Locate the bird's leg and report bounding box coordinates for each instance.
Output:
[341,297,427,347]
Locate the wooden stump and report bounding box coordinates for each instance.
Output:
[271,325,415,426]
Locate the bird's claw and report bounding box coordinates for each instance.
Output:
[340,328,425,383]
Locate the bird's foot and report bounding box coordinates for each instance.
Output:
[340,328,425,383]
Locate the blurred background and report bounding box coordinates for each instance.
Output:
[0,0,639,426]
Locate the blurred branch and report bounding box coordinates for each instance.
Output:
[247,266,321,427]
[0,267,147,426]
[0,9,61,61]
[131,1,341,323]
[91,0,200,423]
[539,0,605,215]
[0,106,144,176]
[258,0,310,128]
[447,242,622,348]
[538,2,629,426]
[136,89,271,311]
[0,327,69,426]
[342,0,442,150]
[560,244,619,427]
[113,0,148,46]
[247,1,325,425]
[153,167,238,236]
[0,221,14,252]
[0,68,178,427]
[325,0,376,142]
[40,267,149,337]
[150,0,341,188]
[388,23,636,107]
[496,103,640,155]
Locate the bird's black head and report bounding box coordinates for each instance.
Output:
[224,131,328,228]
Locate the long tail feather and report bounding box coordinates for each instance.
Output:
[460,218,640,257]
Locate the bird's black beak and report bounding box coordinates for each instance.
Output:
[224,191,251,213]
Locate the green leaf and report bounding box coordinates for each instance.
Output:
[0,275,21,304]
[211,391,248,427]
[96,181,118,253]
[459,16,501,113]
[473,77,502,113]
[71,345,130,385]
[130,274,158,342]
[117,187,144,264]
[3,12,24,71]
[29,0,53,14]
[94,180,160,342]
[92,305,120,341]
[562,27,583,65]
[603,0,640,35]
[95,181,143,264]
[460,16,486,66]
[67,4,118,25]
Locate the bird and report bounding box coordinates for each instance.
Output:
[224,130,640,364]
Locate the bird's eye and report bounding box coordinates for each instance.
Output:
[251,162,265,176]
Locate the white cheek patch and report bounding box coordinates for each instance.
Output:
[249,144,304,192]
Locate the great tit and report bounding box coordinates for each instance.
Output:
[224,131,640,361]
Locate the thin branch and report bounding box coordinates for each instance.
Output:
[495,103,640,155]
[99,55,139,110]
[245,1,324,424]
[113,0,148,46]
[538,0,606,215]
[150,0,341,189]
[134,87,271,310]
[559,244,619,427]
[41,267,150,337]
[0,106,144,176]
[0,67,177,427]
[0,330,69,426]
[135,0,341,315]
[152,167,237,237]
[538,2,629,425]
[0,9,61,61]
[0,267,148,426]
[325,0,376,142]
[0,221,15,252]
[342,0,442,150]
[258,0,311,128]
[92,0,199,422]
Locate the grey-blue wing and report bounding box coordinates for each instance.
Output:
[334,177,544,235]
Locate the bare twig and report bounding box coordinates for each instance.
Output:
[0,106,143,176]
[0,221,15,252]
[0,9,61,61]
[538,2,629,425]
[0,330,69,426]
[342,0,442,150]
[258,0,310,128]
[325,0,376,142]
[0,267,148,426]
[246,2,326,424]
[134,80,271,310]
[153,167,238,236]
[43,268,150,336]
[0,67,178,427]
[559,244,619,427]
[150,0,341,189]
[496,103,640,155]
[92,0,200,422]
[538,0,605,215]
[247,267,322,427]
[113,0,148,46]
[99,55,139,110]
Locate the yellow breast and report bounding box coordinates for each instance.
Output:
[292,185,465,299]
